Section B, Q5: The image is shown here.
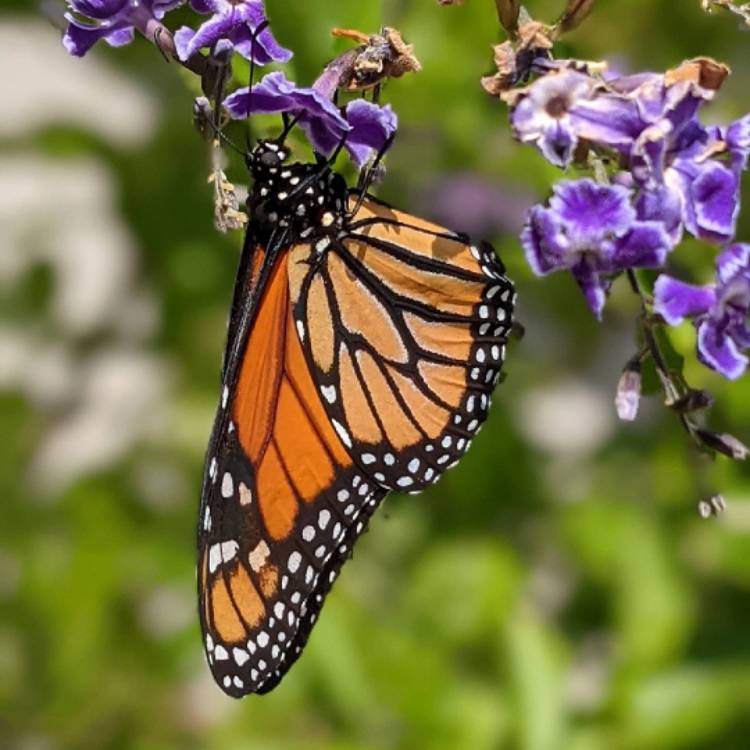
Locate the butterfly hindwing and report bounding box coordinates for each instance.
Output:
[290,194,515,494]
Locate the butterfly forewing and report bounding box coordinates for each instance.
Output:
[199,248,387,697]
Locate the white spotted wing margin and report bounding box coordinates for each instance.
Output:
[289,193,515,495]
[200,424,388,697]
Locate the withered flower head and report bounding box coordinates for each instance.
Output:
[481,21,553,97]
[323,26,422,93]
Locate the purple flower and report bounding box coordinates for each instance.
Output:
[522,179,673,318]
[510,69,643,167]
[654,244,750,380]
[224,71,397,167]
[63,0,183,56]
[174,0,291,64]
[725,114,750,168]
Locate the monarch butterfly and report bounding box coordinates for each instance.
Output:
[198,136,515,697]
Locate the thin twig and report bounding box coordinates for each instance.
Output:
[626,269,703,443]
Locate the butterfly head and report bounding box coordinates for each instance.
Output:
[248,139,289,181]
[247,139,348,238]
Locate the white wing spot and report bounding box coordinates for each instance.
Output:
[239,482,253,506]
[248,540,270,572]
[332,419,352,448]
[288,551,302,573]
[221,472,234,499]
[233,648,250,666]
[318,509,331,530]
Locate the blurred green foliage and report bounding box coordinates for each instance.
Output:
[1,1,750,749]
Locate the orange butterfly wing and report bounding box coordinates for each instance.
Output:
[290,194,514,493]
[199,245,386,696]
[199,193,514,698]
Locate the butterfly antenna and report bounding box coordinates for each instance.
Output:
[245,19,270,152]
[350,132,396,217]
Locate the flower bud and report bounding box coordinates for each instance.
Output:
[193,97,214,141]
[559,0,597,33]
[615,361,641,421]
[698,494,726,518]
[696,429,750,461]
[670,389,714,414]
[495,0,522,33]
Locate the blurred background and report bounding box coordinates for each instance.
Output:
[2,1,750,748]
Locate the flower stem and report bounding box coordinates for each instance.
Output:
[131,10,210,77]
[626,269,703,444]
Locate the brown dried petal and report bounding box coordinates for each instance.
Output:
[516,21,554,51]
[665,57,730,93]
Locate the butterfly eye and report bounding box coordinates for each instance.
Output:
[260,150,282,168]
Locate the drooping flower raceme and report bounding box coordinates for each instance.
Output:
[510,58,750,248]
[174,0,291,64]
[521,179,672,318]
[654,244,750,380]
[224,71,398,167]
[63,0,184,56]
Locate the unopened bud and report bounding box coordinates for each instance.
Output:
[559,0,597,33]
[615,361,641,421]
[193,96,214,141]
[670,389,714,414]
[495,0,522,33]
[696,429,750,461]
[698,494,727,518]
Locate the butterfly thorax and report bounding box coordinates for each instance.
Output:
[247,140,348,243]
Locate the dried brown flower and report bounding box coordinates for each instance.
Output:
[481,21,553,97]
[323,27,422,93]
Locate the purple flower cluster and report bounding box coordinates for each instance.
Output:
[63,0,290,64]
[655,245,750,380]
[516,58,750,378]
[174,0,291,64]
[522,179,671,318]
[63,0,184,56]
[62,0,397,168]
[224,72,397,167]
